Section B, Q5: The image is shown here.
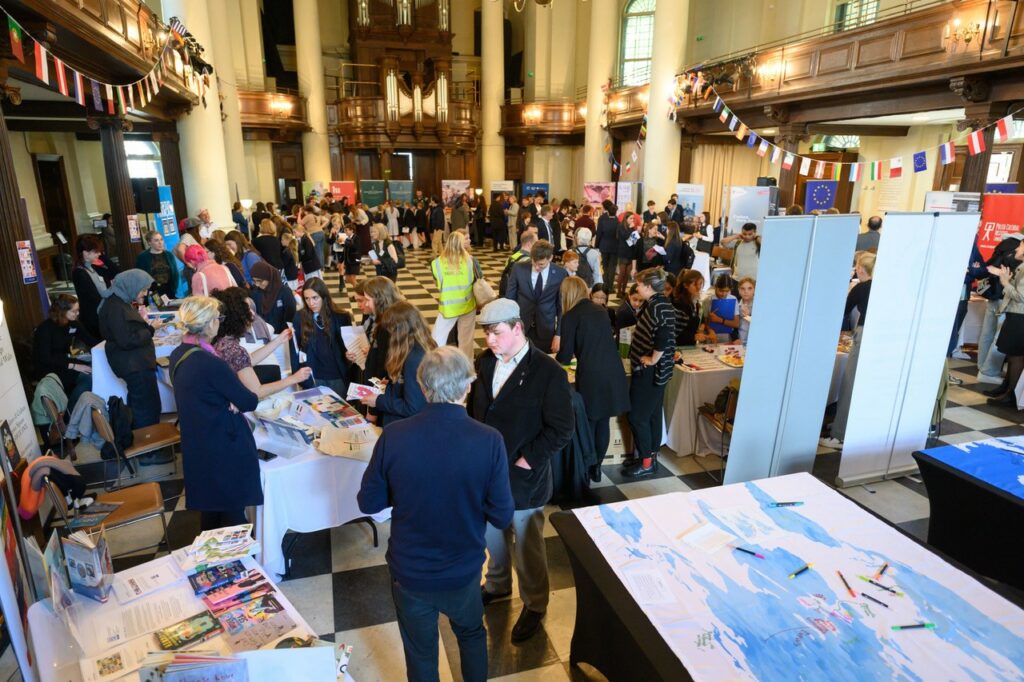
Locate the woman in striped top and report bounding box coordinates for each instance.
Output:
[624,268,677,478]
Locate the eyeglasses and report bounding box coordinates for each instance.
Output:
[217,315,226,321]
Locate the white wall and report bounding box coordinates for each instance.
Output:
[451,0,480,56]
[244,140,277,205]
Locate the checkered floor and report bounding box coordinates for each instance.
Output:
[23,243,1024,682]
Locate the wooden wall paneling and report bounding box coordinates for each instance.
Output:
[124,7,141,48]
[272,143,304,179]
[855,34,898,68]
[105,1,124,35]
[816,43,854,75]
[505,149,525,181]
[412,151,438,195]
[81,0,103,23]
[899,20,947,59]
[782,49,815,85]
[356,152,380,181]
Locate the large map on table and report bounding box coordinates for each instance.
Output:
[574,473,1024,681]
[919,436,1024,500]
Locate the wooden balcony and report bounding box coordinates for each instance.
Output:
[332,93,479,151]
[500,102,585,145]
[238,89,310,141]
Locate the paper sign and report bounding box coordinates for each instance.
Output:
[16,241,37,284]
[623,570,676,605]
[340,326,370,370]
[678,521,734,554]
[127,215,142,243]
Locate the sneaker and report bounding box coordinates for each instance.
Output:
[819,436,843,449]
[623,459,657,479]
[977,372,1004,384]
[947,374,963,386]
[952,350,971,360]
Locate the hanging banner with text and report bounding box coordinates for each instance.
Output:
[329,181,357,204]
[360,180,387,209]
[523,183,549,200]
[977,193,1024,261]
[388,180,414,204]
[301,181,327,201]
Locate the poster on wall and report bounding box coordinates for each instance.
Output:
[0,307,40,465]
[727,186,774,235]
[156,186,186,297]
[616,182,634,211]
[977,193,1024,260]
[389,180,414,204]
[360,180,387,209]
[923,191,981,213]
[15,242,36,285]
[329,181,357,204]
[441,180,471,206]
[127,214,142,243]
[301,181,327,201]
[676,183,705,218]
[523,183,549,201]
[583,182,616,210]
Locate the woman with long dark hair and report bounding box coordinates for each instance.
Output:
[292,277,352,395]
[33,294,96,408]
[351,277,402,385]
[72,234,117,339]
[671,269,712,347]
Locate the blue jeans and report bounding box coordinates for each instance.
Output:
[391,574,487,682]
[978,299,1005,377]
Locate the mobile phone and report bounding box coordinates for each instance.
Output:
[257,450,278,462]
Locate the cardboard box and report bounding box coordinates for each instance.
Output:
[605,414,634,465]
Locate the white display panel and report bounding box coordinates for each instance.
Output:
[724,215,859,484]
[837,212,979,486]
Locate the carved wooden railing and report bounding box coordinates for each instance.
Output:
[500,102,585,144]
[238,89,309,133]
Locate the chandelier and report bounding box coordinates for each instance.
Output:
[504,0,586,13]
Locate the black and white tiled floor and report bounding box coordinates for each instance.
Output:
[18,243,1024,682]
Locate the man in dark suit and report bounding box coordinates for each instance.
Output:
[504,240,567,353]
[531,205,562,252]
[665,196,685,225]
[471,298,574,644]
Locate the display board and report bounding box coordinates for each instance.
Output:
[977,193,1024,260]
[616,182,643,211]
[359,180,387,209]
[838,212,979,486]
[300,181,327,201]
[923,191,980,213]
[676,183,704,218]
[329,181,356,204]
[156,186,186,298]
[441,179,470,206]
[724,215,859,484]
[523,183,549,201]
[725,186,775,235]
[388,180,413,204]
[804,181,837,211]
[583,182,616,210]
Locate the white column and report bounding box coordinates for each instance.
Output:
[481,0,505,193]
[162,0,232,226]
[583,0,617,183]
[642,0,689,206]
[208,0,250,204]
[293,0,333,183]
[239,0,266,89]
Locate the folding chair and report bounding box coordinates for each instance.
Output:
[696,383,739,482]
[44,477,169,558]
[91,408,181,491]
[41,395,76,462]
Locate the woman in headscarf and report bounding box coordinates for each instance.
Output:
[249,261,295,334]
[97,270,163,428]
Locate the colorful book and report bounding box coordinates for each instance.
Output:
[217,593,297,651]
[62,526,114,602]
[188,560,247,596]
[202,569,270,608]
[138,652,248,682]
[154,612,225,651]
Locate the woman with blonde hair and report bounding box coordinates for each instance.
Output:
[369,223,400,282]
[430,231,477,360]
[556,276,630,479]
[168,296,260,530]
[353,301,436,425]
[280,230,301,290]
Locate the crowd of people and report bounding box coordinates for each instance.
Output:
[36,184,1015,682]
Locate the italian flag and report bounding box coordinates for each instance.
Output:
[848,163,862,182]
[967,129,986,156]
[8,17,24,63]
[869,161,882,181]
[116,85,126,113]
[994,115,1013,143]
[34,42,48,84]
[719,107,730,123]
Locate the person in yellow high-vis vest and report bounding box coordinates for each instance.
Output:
[431,231,478,361]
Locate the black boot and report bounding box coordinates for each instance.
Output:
[982,381,1010,397]
[987,392,1018,407]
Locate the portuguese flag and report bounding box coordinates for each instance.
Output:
[8,17,24,63]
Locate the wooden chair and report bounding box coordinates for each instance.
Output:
[696,383,739,482]
[91,408,181,491]
[711,246,734,265]
[44,477,169,558]
[41,395,76,462]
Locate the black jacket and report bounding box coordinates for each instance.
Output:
[253,234,285,269]
[298,234,322,274]
[471,345,575,509]
[292,310,352,384]
[505,262,568,353]
[98,297,156,377]
[555,300,630,420]
[32,318,97,386]
[596,213,619,255]
[429,206,446,231]
[374,344,427,426]
[251,285,296,334]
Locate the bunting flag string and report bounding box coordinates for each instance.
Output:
[670,75,1023,185]
[0,5,205,116]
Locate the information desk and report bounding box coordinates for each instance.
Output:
[664,347,847,457]
[913,438,1024,590]
[90,341,177,413]
[27,555,344,682]
[550,473,1024,681]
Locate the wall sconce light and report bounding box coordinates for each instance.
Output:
[638,90,650,105]
[947,17,982,51]
[271,97,294,118]
[578,105,587,119]
[523,105,543,124]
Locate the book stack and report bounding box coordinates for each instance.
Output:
[62,527,114,603]
[138,651,248,682]
[173,525,259,572]
[189,562,296,651]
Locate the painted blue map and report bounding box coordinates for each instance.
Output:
[574,473,1024,681]
[919,436,1024,500]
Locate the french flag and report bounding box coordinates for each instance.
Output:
[967,129,986,156]
[939,141,955,166]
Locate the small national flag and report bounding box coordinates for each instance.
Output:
[105,83,114,114]
[849,163,862,182]
[631,149,638,162]
[91,80,102,110]
[995,115,1013,143]
[53,57,68,96]
[127,82,134,110]
[913,151,927,173]
[116,85,126,113]
[746,132,756,147]
[34,42,49,84]
[831,163,842,181]
[8,17,24,63]
[757,139,769,157]
[137,81,146,108]
[73,71,86,107]
[728,115,739,131]
[735,123,747,140]
[814,160,825,179]
[149,68,159,91]
[967,129,986,156]
[939,141,955,166]
[869,160,882,181]
[771,146,782,164]
[782,152,794,170]
[712,96,723,113]
[719,107,730,123]
[603,141,612,154]
[799,156,811,176]
[889,157,903,179]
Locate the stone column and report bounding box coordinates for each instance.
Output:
[582,0,617,183]
[163,0,233,226]
[776,124,807,209]
[642,0,689,206]
[239,0,266,89]
[97,118,142,268]
[0,94,44,351]
[293,0,333,183]
[480,0,505,193]
[207,0,250,203]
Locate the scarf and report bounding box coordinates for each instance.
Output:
[98,269,153,311]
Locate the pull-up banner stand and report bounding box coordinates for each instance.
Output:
[724,214,859,484]
[837,212,979,487]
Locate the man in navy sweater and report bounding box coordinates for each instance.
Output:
[358,346,514,682]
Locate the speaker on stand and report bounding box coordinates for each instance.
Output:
[132,177,160,241]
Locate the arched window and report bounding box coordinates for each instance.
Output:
[620,0,656,86]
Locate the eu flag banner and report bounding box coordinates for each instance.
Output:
[805,180,837,211]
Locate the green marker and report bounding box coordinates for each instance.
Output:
[892,623,935,631]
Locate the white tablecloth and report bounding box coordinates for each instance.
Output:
[90,341,177,413]
[26,555,340,682]
[665,347,848,456]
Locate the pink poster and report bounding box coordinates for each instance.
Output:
[329,181,357,204]
[583,182,616,210]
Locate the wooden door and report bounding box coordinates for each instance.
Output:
[32,155,78,246]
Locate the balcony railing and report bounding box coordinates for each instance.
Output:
[238,89,309,132]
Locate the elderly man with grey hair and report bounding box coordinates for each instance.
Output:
[572,227,604,286]
[358,346,514,682]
